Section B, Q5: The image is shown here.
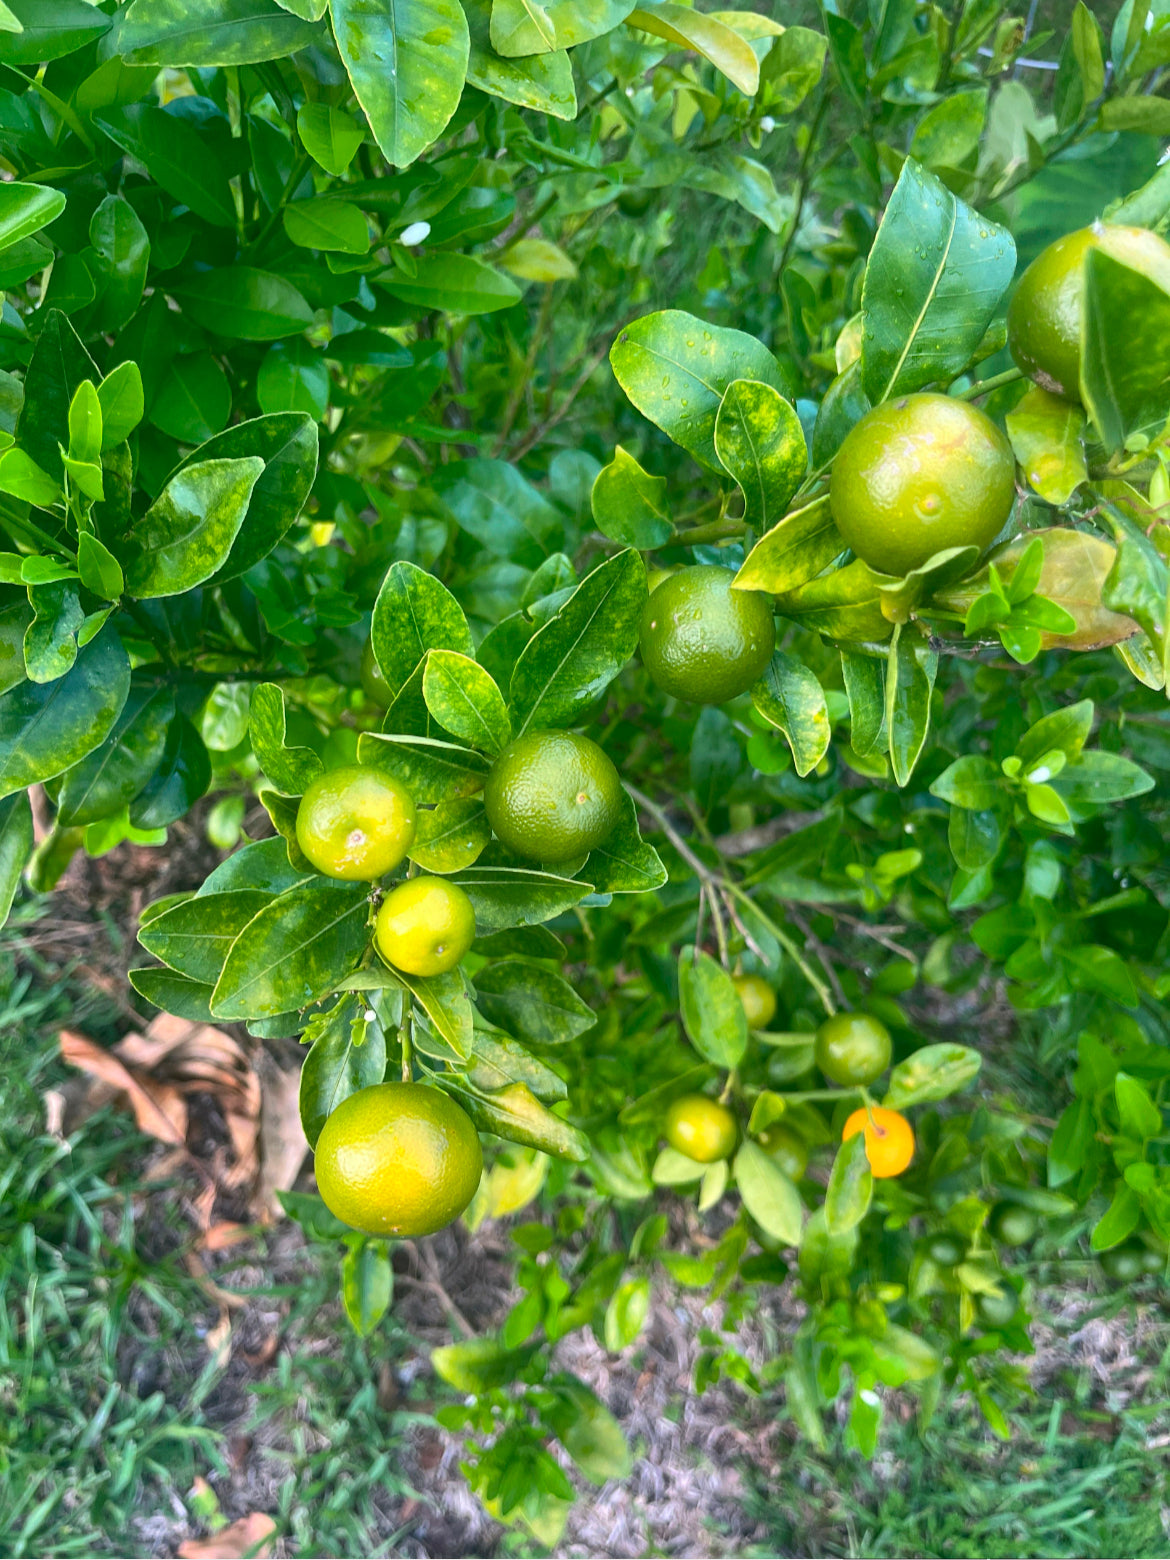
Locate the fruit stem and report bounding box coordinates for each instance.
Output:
[401,1016,414,1083]
[673,515,745,547]
[952,367,1024,402]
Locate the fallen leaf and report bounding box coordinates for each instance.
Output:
[200,1222,253,1252]
[205,1309,233,1370]
[178,1512,277,1559]
[253,1049,308,1220]
[242,1333,279,1370]
[59,1029,187,1145]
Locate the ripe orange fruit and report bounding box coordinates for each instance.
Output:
[734,973,776,1030]
[1007,223,1170,401]
[314,1081,483,1236]
[640,565,775,704]
[295,764,416,881]
[664,1093,738,1163]
[374,876,477,976]
[842,1105,915,1178]
[829,394,1016,578]
[483,729,622,863]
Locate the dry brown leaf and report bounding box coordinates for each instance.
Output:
[43,1089,66,1139]
[252,1049,308,1220]
[184,1249,249,1311]
[200,1221,253,1252]
[242,1333,279,1370]
[59,1029,187,1145]
[205,1309,233,1370]
[177,1512,277,1560]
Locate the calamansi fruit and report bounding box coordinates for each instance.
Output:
[1007,223,1170,401]
[295,765,416,881]
[483,730,622,864]
[815,1011,892,1087]
[757,1123,807,1180]
[829,394,1016,578]
[976,1289,1019,1326]
[842,1105,915,1179]
[640,565,775,704]
[314,1081,483,1237]
[374,876,476,976]
[989,1203,1038,1248]
[664,1093,738,1163]
[734,973,776,1030]
[360,637,393,707]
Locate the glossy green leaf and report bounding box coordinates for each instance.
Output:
[95,104,236,228]
[490,0,631,52]
[129,716,210,829]
[371,559,474,701]
[3,0,110,61]
[1015,698,1094,766]
[510,548,647,734]
[859,160,1016,404]
[23,582,81,684]
[250,682,325,795]
[341,1239,393,1335]
[611,310,795,470]
[169,267,313,341]
[434,458,561,566]
[97,361,145,449]
[824,1131,872,1233]
[408,796,490,872]
[751,651,830,777]
[776,559,893,643]
[199,836,309,897]
[150,353,232,444]
[0,626,129,802]
[330,0,469,169]
[296,103,364,175]
[474,959,595,1044]
[1004,386,1087,506]
[678,947,748,1068]
[125,458,264,599]
[211,879,371,1019]
[713,379,807,532]
[544,1376,632,1484]
[885,1044,981,1108]
[14,310,99,483]
[627,0,759,93]
[299,997,387,1147]
[139,888,270,985]
[284,198,369,254]
[0,182,65,251]
[378,253,521,313]
[591,446,671,549]
[88,195,149,334]
[0,789,32,930]
[840,650,885,757]
[1047,1097,1093,1188]
[1082,248,1170,453]
[118,0,321,64]
[735,1141,803,1245]
[885,627,938,787]
[76,535,124,602]
[358,730,489,803]
[583,785,667,894]
[1089,1183,1141,1252]
[603,1277,650,1350]
[67,381,101,467]
[57,684,174,826]
[448,864,593,931]
[257,340,330,420]
[127,966,215,1023]
[423,649,511,754]
[465,0,577,116]
[451,1078,589,1161]
[0,449,60,507]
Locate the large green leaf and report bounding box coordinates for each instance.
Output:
[3,0,110,61]
[211,879,372,1019]
[296,103,365,175]
[0,182,65,251]
[199,836,309,896]
[591,446,671,549]
[433,458,561,566]
[0,627,129,802]
[734,1141,803,1245]
[713,379,806,532]
[129,716,210,828]
[299,997,387,1148]
[465,0,577,117]
[95,105,236,228]
[1082,248,1170,453]
[474,959,595,1044]
[357,731,489,803]
[859,160,1016,404]
[583,786,667,894]
[57,683,175,826]
[408,796,490,872]
[330,0,469,169]
[341,1239,393,1336]
[611,310,796,470]
[751,652,830,778]
[824,1132,873,1234]
[627,1,758,93]
[371,559,474,700]
[509,548,646,734]
[125,458,264,598]
[449,1077,589,1160]
[884,1044,982,1108]
[88,194,149,333]
[885,627,938,787]
[0,790,32,930]
[395,966,474,1057]
[734,495,843,595]
[169,267,314,341]
[1004,387,1087,506]
[490,0,632,52]
[249,682,324,796]
[118,0,322,63]
[678,948,748,1068]
[449,864,593,930]
[423,650,511,754]
[127,966,215,1022]
[139,889,271,985]
[378,253,522,313]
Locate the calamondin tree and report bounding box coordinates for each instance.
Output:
[2,0,1169,1536]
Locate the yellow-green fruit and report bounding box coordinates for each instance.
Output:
[1007,223,1170,401]
[483,730,622,864]
[757,1124,807,1180]
[295,764,416,881]
[664,1093,738,1163]
[315,1082,483,1237]
[734,973,777,1030]
[375,876,477,976]
[829,394,1016,578]
[360,637,393,707]
[640,565,775,704]
[815,1011,892,1087]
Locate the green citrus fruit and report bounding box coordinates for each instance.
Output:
[295,764,416,881]
[814,1011,892,1087]
[361,637,393,708]
[664,1093,738,1163]
[483,730,622,864]
[927,1233,965,1266]
[734,973,777,1030]
[315,1081,483,1237]
[829,394,1016,578]
[976,1289,1019,1327]
[375,876,477,976]
[757,1123,807,1180]
[618,187,655,217]
[1007,223,1170,400]
[1100,1243,1148,1283]
[989,1204,1038,1248]
[640,565,775,704]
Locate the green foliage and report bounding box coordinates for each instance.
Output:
[3,0,1170,1537]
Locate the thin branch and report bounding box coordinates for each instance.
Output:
[508,343,611,461]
